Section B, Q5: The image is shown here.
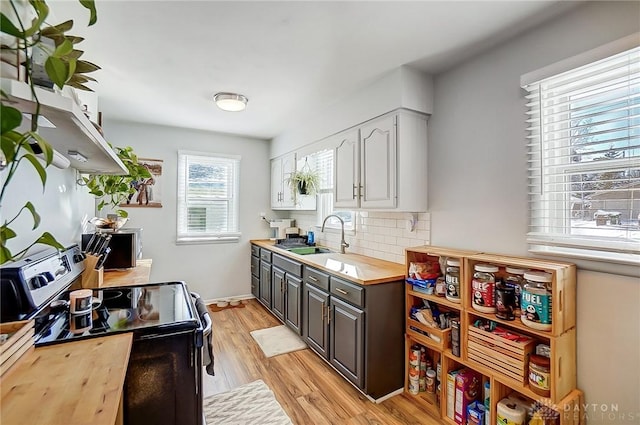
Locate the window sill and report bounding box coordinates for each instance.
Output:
[528,245,640,278]
[176,234,241,245]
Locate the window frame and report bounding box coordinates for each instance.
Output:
[522,40,640,269]
[176,150,241,244]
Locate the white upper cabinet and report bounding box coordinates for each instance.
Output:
[271,152,296,209]
[333,129,360,209]
[334,109,428,212]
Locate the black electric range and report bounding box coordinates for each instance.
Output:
[36,282,200,346]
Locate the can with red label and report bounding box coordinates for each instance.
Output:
[471,264,499,313]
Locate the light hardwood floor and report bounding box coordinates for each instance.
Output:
[203,299,443,425]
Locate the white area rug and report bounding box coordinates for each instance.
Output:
[250,325,307,358]
[204,380,293,425]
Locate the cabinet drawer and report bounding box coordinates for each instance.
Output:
[304,267,329,291]
[251,244,260,257]
[330,277,364,308]
[260,248,272,263]
[251,256,260,277]
[273,254,303,277]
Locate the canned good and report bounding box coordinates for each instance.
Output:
[495,282,516,321]
[451,318,460,357]
[409,344,420,366]
[408,375,420,395]
[426,369,436,393]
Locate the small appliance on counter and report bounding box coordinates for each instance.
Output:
[269,219,294,239]
[81,227,142,270]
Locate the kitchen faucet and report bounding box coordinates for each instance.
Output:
[321,214,349,254]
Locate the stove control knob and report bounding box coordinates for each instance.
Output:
[42,272,55,282]
[30,275,48,289]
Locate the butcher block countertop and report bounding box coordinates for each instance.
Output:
[0,333,133,425]
[101,259,153,287]
[251,239,405,285]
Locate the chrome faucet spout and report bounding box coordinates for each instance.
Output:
[321,214,349,254]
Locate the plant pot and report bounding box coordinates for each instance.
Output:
[297,181,308,195]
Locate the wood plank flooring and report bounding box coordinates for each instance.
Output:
[203,299,443,425]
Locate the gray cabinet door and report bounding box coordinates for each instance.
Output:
[259,260,272,308]
[330,297,364,389]
[285,274,302,335]
[251,275,259,299]
[304,283,330,359]
[272,267,285,321]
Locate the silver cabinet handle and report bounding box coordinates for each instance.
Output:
[335,287,348,295]
[352,184,357,199]
[321,301,325,323]
[358,184,363,199]
[327,305,331,324]
[308,275,318,282]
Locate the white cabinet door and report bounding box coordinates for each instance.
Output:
[333,129,360,209]
[280,152,296,208]
[271,153,297,209]
[359,115,396,209]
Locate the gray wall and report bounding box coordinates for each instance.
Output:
[428,1,639,420]
[103,120,272,300]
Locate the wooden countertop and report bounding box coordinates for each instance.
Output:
[251,240,405,285]
[102,259,153,287]
[1,333,133,425]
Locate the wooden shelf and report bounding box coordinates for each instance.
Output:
[0,78,127,175]
[404,246,580,424]
[407,289,463,310]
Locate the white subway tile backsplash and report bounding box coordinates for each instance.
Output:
[288,210,431,264]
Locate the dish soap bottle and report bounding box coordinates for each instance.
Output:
[307,227,315,245]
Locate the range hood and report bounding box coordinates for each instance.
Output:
[1,78,127,175]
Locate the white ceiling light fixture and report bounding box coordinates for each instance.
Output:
[213,92,248,112]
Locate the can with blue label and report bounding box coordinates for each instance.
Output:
[521,271,552,331]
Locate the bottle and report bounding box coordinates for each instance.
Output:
[504,267,527,315]
[471,264,499,313]
[307,227,315,245]
[445,259,461,303]
[521,271,553,331]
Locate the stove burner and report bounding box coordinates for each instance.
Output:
[101,290,123,301]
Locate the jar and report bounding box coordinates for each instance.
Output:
[521,271,553,331]
[495,282,516,321]
[471,264,499,313]
[528,354,551,397]
[445,259,461,303]
[504,267,527,315]
[426,369,436,393]
[435,276,447,297]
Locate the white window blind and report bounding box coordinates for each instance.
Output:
[522,45,640,265]
[177,151,241,243]
[314,149,355,231]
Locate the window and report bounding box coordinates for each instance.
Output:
[313,149,355,231]
[522,44,639,265]
[177,151,241,243]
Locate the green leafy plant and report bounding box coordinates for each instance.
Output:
[0,0,98,264]
[82,145,152,218]
[287,166,320,197]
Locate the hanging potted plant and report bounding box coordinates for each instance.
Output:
[287,161,320,196]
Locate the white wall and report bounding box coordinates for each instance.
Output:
[103,120,272,301]
[1,162,94,258]
[271,65,433,158]
[428,1,639,421]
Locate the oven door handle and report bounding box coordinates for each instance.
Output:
[190,291,212,338]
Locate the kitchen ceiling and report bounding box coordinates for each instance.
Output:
[49,1,578,140]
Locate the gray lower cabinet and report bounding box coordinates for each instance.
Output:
[285,274,302,334]
[259,259,272,308]
[250,245,260,299]
[303,281,330,359]
[271,266,286,321]
[330,296,364,389]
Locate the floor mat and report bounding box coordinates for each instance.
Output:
[250,325,307,358]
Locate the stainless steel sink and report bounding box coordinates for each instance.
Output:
[286,246,334,255]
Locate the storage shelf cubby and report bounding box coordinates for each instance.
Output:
[404,246,582,425]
